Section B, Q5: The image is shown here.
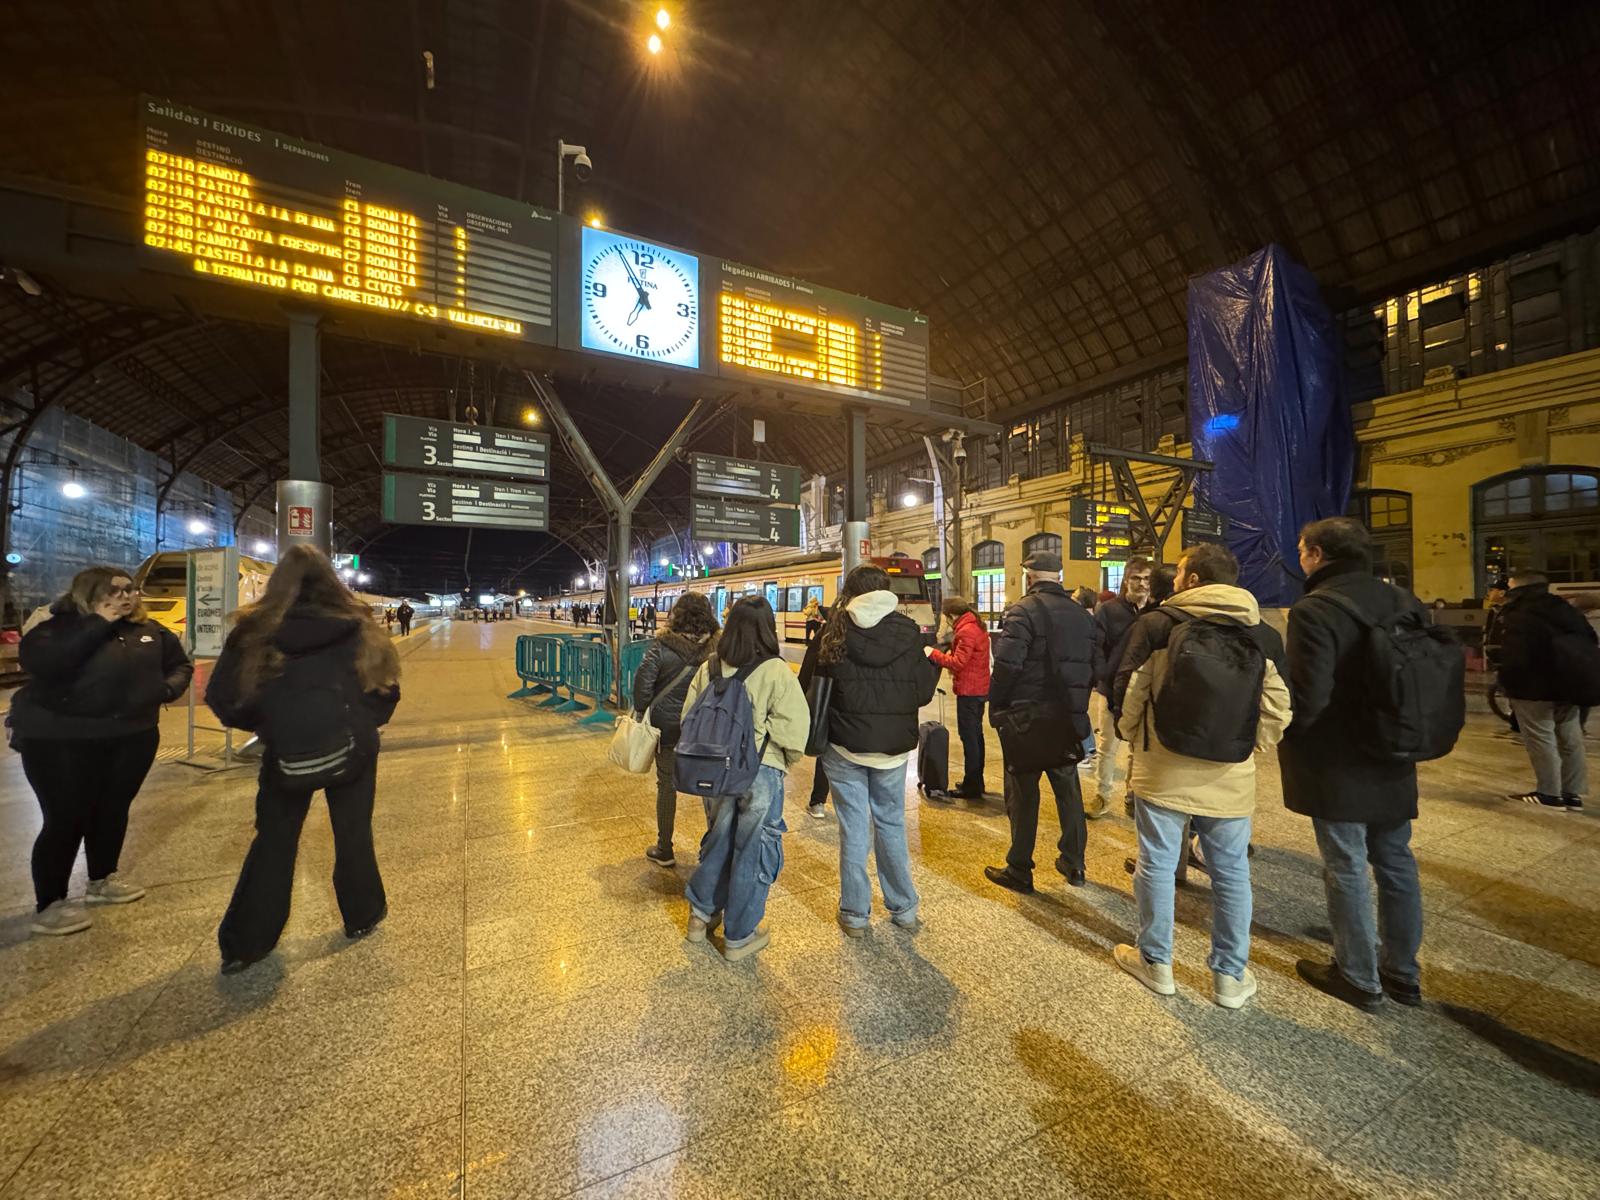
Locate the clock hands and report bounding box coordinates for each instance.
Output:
[615,246,652,326]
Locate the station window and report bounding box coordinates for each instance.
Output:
[923,546,942,612]
[1022,532,1062,563]
[1475,467,1600,592]
[1348,489,1414,591]
[971,540,1005,627]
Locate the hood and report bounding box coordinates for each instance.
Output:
[659,629,711,660]
[847,591,900,629]
[272,609,362,654]
[1165,583,1261,625]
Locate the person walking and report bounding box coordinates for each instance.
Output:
[206,546,401,975]
[926,594,992,799]
[634,592,720,867]
[1498,570,1598,810]
[12,567,193,935]
[1086,557,1150,817]
[1111,544,1291,1009]
[807,565,940,934]
[802,596,823,644]
[983,550,1101,893]
[682,598,809,961]
[395,600,414,637]
[1280,517,1427,1010]
[384,606,396,633]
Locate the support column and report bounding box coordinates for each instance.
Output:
[278,310,331,556]
[842,406,869,576]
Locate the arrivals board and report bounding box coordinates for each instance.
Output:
[382,414,550,481]
[716,261,929,406]
[140,98,557,343]
[691,453,803,504]
[1068,498,1132,530]
[382,473,549,531]
[691,499,802,547]
[1181,505,1228,546]
[1069,529,1135,562]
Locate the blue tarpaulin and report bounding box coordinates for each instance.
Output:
[1188,244,1353,605]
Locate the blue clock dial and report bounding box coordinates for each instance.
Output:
[579,226,700,368]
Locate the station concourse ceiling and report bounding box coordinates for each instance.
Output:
[1,0,1597,577]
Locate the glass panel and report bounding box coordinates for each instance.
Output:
[1544,527,1600,583]
[923,548,940,573]
[786,586,803,612]
[806,585,824,606]
[973,540,1004,569]
[764,582,779,611]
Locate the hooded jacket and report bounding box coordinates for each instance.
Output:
[12,603,192,739]
[1116,584,1292,818]
[632,628,714,747]
[927,609,991,697]
[988,579,1100,739]
[683,653,810,772]
[807,590,940,761]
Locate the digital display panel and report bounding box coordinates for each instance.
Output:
[1069,529,1135,561]
[382,473,549,531]
[382,414,550,481]
[691,453,803,504]
[690,499,802,547]
[579,225,699,368]
[716,261,929,406]
[1068,498,1133,529]
[140,98,556,343]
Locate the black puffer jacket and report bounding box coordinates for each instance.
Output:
[206,609,400,755]
[632,629,713,748]
[812,593,940,756]
[1496,581,1600,702]
[12,605,192,739]
[1093,596,1140,695]
[988,581,1100,740]
[1279,559,1420,824]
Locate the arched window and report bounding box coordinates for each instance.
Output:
[1022,532,1062,563]
[1474,466,1600,591]
[922,546,942,612]
[1347,489,1413,590]
[971,540,1006,626]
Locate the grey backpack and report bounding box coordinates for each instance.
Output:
[673,655,770,798]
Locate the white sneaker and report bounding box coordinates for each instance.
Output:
[31,899,91,937]
[723,927,771,962]
[1114,944,1175,995]
[1214,968,1259,1010]
[807,803,827,820]
[85,873,146,905]
[686,912,721,943]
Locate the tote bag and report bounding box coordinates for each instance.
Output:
[608,711,660,773]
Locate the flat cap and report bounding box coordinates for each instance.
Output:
[1023,550,1062,572]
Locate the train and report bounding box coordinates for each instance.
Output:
[544,552,935,642]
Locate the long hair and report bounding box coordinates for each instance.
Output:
[819,564,891,666]
[61,565,147,624]
[940,593,976,620]
[229,545,399,699]
[715,597,779,667]
[667,591,718,639]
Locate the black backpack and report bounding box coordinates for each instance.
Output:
[257,653,367,789]
[1149,610,1267,763]
[1310,588,1465,763]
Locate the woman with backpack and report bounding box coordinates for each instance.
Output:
[12,566,192,936]
[633,592,719,868]
[807,565,939,935]
[680,597,808,961]
[205,546,401,974]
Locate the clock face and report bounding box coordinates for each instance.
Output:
[579,226,700,368]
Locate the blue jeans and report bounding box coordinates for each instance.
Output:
[685,765,787,945]
[823,747,919,927]
[1134,796,1253,979]
[1311,818,1423,993]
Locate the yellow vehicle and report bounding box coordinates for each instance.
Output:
[133,551,275,639]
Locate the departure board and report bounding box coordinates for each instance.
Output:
[139,98,556,343]
[715,261,929,406]
[691,453,803,504]
[382,414,550,480]
[691,499,802,547]
[382,473,549,531]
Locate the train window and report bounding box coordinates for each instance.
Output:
[765,581,779,611]
[786,586,803,612]
[806,584,824,607]
[887,576,924,598]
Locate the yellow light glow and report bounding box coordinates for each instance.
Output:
[586,213,603,228]
[719,291,875,391]
[656,9,671,30]
[647,32,662,54]
[523,407,541,426]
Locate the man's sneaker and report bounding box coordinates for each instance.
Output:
[837,913,867,938]
[1296,959,1384,1011]
[1510,790,1567,811]
[1379,970,1423,1007]
[983,865,1034,894]
[1214,968,1259,1009]
[806,803,827,820]
[1113,944,1175,996]
[645,844,676,868]
[1077,753,1098,774]
[1564,794,1585,812]
[85,873,145,905]
[686,912,721,943]
[723,927,771,962]
[1084,794,1110,821]
[31,900,91,937]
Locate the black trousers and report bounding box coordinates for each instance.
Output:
[217,755,386,962]
[956,696,987,791]
[809,760,830,807]
[398,617,412,635]
[1004,762,1086,879]
[21,729,160,911]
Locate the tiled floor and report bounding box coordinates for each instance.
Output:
[2,617,1598,1199]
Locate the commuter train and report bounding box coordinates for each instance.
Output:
[549,552,935,642]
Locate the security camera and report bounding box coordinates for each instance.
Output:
[572,151,593,182]
[949,431,967,462]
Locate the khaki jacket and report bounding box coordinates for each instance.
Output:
[685,655,810,771]
[1117,584,1292,819]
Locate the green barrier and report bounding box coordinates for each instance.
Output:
[555,638,615,725]
[618,639,650,711]
[508,633,570,701]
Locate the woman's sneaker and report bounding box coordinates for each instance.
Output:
[807,803,827,820]
[1113,944,1175,995]
[31,900,91,937]
[85,873,146,905]
[686,912,721,943]
[723,927,771,962]
[645,844,676,868]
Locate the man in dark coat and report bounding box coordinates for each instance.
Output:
[984,550,1102,892]
[395,601,414,636]
[1086,556,1150,817]
[1498,571,1597,810]
[1280,517,1425,1011]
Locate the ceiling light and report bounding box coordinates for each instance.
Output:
[523,407,541,425]
[60,480,86,499]
[647,32,662,55]
[187,519,208,535]
[901,493,918,508]
[659,556,669,566]
[656,9,671,31]
[586,213,603,228]
[357,572,370,584]
[253,540,272,555]
[701,544,714,555]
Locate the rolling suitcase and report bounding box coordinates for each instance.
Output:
[917,689,950,798]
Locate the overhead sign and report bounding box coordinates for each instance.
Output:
[382,473,549,531]
[691,499,802,547]
[140,98,556,343]
[186,546,238,657]
[1069,497,1132,529]
[691,453,803,504]
[1069,529,1135,562]
[1182,505,1229,546]
[382,414,550,480]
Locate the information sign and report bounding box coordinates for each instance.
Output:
[1181,505,1229,545]
[382,473,549,531]
[186,547,238,657]
[383,414,550,480]
[1069,529,1136,562]
[691,499,802,547]
[691,453,803,504]
[1068,497,1133,530]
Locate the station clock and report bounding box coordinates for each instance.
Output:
[578,225,700,369]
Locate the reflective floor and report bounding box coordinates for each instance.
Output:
[2,617,1597,1199]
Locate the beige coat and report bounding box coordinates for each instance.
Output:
[684,655,810,772]
[1116,584,1292,819]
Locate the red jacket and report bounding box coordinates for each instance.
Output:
[928,610,992,697]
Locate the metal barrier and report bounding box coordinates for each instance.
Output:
[556,638,615,725]
[507,633,569,700]
[618,639,650,711]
